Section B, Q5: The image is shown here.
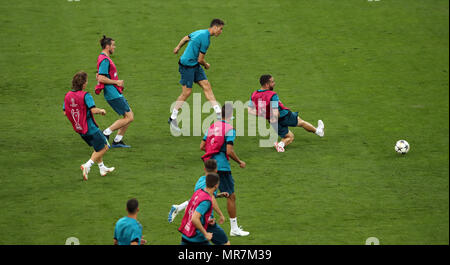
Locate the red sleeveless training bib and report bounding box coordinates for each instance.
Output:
[250,90,289,120]
[201,121,233,162]
[178,189,213,238]
[95,53,124,95]
[64,90,89,134]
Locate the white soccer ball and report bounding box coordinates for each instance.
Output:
[395,140,410,154]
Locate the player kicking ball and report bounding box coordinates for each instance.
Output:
[248,75,325,152]
[169,159,230,245]
[63,71,115,180]
[168,19,225,132]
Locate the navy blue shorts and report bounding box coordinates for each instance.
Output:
[107,97,131,116]
[208,223,229,245]
[80,130,108,152]
[179,63,207,88]
[218,171,234,195]
[180,237,210,245]
[276,111,299,138]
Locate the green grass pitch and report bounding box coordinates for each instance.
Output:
[0,0,448,245]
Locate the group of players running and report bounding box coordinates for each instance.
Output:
[63,18,325,245]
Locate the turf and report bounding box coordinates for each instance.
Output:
[0,0,448,245]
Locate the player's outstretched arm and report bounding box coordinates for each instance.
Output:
[197,52,210,69]
[227,144,246,168]
[91,107,106,115]
[269,108,280,124]
[96,73,124,87]
[217,192,229,198]
[173,35,190,54]
[210,196,225,225]
[247,106,257,116]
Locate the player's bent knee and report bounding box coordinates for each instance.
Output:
[184,91,192,98]
[199,81,212,91]
[98,145,109,153]
[285,131,294,140]
[182,88,193,98]
[124,111,134,122]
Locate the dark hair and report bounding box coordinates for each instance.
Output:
[126,198,139,214]
[259,74,272,86]
[100,35,114,49]
[221,103,234,119]
[205,173,220,188]
[210,18,225,27]
[204,159,217,173]
[72,71,87,91]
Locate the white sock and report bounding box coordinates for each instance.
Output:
[213,104,222,114]
[278,141,285,148]
[171,109,179,120]
[85,159,94,168]
[177,200,189,212]
[98,162,105,168]
[230,217,238,231]
[103,128,112,136]
[114,135,123,143]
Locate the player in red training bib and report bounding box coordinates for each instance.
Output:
[63,71,114,180]
[95,35,134,148]
[248,74,325,152]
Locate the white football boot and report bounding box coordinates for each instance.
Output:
[80,164,90,181]
[100,166,115,176]
[274,142,285,153]
[230,226,250,237]
[316,120,325,137]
